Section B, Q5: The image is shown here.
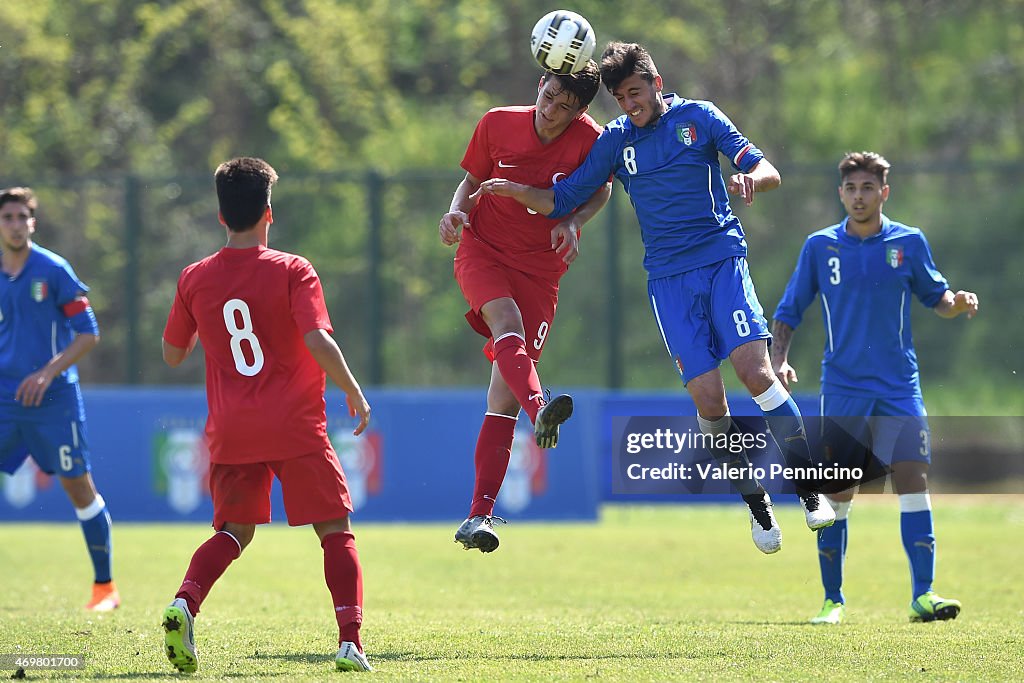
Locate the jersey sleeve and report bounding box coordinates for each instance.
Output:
[773,238,819,328]
[460,112,494,181]
[550,126,620,219]
[51,261,98,335]
[909,232,949,308]
[51,261,89,305]
[163,271,198,348]
[705,102,763,173]
[289,259,333,335]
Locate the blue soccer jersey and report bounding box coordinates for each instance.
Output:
[0,245,97,396]
[549,94,764,279]
[773,216,949,397]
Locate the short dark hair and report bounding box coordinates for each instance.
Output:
[0,187,38,216]
[541,59,601,109]
[838,151,891,185]
[599,42,658,92]
[214,157,279,231]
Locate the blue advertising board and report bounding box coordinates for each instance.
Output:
[0,387,830,522]
[0,388,601,523]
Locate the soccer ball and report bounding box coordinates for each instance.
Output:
[530,10,596,75]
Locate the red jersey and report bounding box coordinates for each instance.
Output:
[163,246,333,464]
[460,106,602,278]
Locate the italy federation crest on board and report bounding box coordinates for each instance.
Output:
[676,123,697,146]
[30,279,48,302]
[886,247,904,268]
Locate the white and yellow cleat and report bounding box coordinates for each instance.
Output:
[162,597,198,673]
[335,642,372,671]
[810,598,846,625]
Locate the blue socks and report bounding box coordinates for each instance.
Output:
[817,517,848,604]
[76,494,113,583]
[815,495,936,603]
[900,493,935,599]
[752,381,814,494]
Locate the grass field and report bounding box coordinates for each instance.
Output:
[1,499,1022,681]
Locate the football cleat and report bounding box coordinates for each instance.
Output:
[810,598,846,625]
[909,591,961,622]
[744,492,782,554]
[85,581,120,611]
[162,597,198,673]
[454,515,506,553]
[534,393,573,449]
[335,641,372,672]
[799,492,837,530]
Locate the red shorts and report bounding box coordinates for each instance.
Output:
[454,239,560,362]
[208,446,353,528]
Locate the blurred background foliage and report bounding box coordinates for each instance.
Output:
[0,0,1021,414]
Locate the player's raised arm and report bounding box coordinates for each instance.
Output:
[439,172,480,246]
[472,178,556,216]
[304,328,371,436]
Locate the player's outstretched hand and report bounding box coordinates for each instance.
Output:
[953,290,979,319]
[471,178,523,200]
[551,220,580,265]
[773,360,798,392]
[346,392,371,436]
[439,211,468,246]
[16,369,54,407]
[727,173,756,206]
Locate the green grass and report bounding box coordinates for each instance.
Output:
[1,499,1023,681]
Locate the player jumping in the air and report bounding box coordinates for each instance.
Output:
[475,42,835,554]
[440,62,611,553]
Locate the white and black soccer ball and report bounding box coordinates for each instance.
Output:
[530,10,596,75]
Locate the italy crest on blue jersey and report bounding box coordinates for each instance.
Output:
[676,122,697,146]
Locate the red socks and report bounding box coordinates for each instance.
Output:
[175,531,242,616]
[492,334,544,423]
[322,531,363,649]
[469,414,517,517]
[175,529,365,652]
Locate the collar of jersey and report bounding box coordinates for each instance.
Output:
[839,214,893,243]
[4,244,39,280]
[218,244,267,259]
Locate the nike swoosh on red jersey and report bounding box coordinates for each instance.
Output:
[498,160,517,168]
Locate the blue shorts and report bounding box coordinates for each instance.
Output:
[819,393,930,465]
[0,383,92,477]
[648,257,771,384]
